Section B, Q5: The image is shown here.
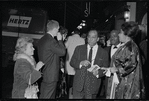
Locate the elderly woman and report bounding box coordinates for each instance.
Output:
[12,37,44,98]
[105,21,145,99]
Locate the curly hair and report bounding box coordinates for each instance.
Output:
[59,26,68,35]
[13,37,33,60]
[121,21,139,39]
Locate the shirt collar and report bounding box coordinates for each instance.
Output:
[47,32,54,38]
[87,44,98,49]
[112,43,121,48]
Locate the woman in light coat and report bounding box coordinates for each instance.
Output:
[12,37,44,98]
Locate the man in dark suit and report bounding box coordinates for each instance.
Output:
[105,30,121,64]
[104,30,121,96]
[70,29,109,99]
[37,20,66,99]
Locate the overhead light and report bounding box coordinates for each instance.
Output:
[82,23,86,26]
[77,25,82,29]
[124,11,130,22]
[105,19,108,22]
[124,5,130,22]
[82,20,86,22]
[71,31,74,34]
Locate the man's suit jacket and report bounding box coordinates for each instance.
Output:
[37,34,66,83]
[104,46,112,65]
[70,44,109,94]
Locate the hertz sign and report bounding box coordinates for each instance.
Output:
[7,15,32,28]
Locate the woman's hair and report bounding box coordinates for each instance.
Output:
[59,26,68,35]
[13,37,33,60]
[121,21,139,39]
[47,20,59,32]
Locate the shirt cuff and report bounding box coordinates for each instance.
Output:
[79,64,82,69]
[105,68,111,77]
[96,75,99,78]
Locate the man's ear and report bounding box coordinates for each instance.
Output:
[53,28,56,31]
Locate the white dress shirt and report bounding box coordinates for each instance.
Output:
[80,44,98,68]
[79,44,99,78]
[110,43,121,58]
[88,44,99,78]
[87,44,98,66]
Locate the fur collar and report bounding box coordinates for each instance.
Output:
[15,53,36,68]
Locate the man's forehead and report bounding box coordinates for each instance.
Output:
[111,32,119,36]
[88,30,98,35]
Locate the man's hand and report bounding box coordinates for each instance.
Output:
[36,61,44,71]
[92,69,99,76]
[62,34,67,41]
[110,67,118,73]
[101,67,108,74]
[80,60,91,67]
[57,32,62,40]
[61,68,64,73]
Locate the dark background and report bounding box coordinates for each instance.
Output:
[1,1,147,99]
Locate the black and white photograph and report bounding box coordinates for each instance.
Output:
[2,1,148,99]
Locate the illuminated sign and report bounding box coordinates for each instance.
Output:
[84,2,90,17]
[124,11,130,22]
[7,15,32,28]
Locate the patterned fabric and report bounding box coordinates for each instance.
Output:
[106,40,145,99]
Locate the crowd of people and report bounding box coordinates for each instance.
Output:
[11,19,147,99]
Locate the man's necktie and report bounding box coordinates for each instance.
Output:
[88,47,93,63]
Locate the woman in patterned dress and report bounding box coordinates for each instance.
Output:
[106,21,145,99]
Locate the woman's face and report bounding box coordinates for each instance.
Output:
[24,43,34,56]
[118,29,126,43]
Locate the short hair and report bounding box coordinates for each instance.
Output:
[88,29,99,37]
[14,37,33,56]
[121,21,139,39]
[110,30,120,36]
[47,20,59,32]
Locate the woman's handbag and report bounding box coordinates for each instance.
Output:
[24,74,39,99]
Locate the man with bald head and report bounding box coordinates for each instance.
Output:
[70,29,109,99]
[105,30,121,62]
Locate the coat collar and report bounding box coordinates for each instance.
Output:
[15,53,36,68]
[94,46,102,64]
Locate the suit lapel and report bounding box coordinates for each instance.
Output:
[94,46,102,65]
[83,45,88,60]
[110,46,112,59]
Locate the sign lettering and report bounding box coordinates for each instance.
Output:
[84,2,90,17]
[7,15,32,28]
